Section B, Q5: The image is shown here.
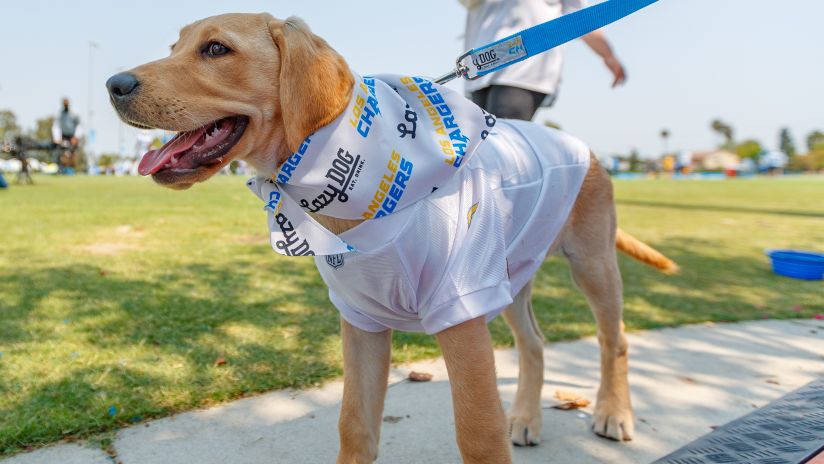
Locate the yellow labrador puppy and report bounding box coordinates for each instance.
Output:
[107,13,677,463]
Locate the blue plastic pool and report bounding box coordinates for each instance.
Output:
[766,250,824,281]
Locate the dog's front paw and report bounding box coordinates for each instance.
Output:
[591,402,634,441]
[508,412,542,446]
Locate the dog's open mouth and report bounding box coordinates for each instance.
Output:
[137,116,248,176]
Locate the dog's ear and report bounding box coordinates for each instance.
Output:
[268,16,354,153]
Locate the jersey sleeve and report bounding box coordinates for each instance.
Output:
[328,289,391,333]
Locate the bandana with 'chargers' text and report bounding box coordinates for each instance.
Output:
[247,74,497,256]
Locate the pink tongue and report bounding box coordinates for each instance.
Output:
[138,129,205,176]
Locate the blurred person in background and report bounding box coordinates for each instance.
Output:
[461,0,626,121]
[51,98,83,174]
[13,136,33,184]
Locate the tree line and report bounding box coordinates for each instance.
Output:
[706,119,824,170]
[0,110,54,144]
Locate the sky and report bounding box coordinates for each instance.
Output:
[1,0,822,159]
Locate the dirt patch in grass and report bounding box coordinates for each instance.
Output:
[80,242,135,256]
[114,225,145,236]
[233,234,268,244]
[78,225,146,255]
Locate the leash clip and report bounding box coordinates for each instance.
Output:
[434,50,474,85]
[435,39,524,85]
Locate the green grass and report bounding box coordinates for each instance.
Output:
[1,174,822,455]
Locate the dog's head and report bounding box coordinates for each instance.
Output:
[107,13,354,189]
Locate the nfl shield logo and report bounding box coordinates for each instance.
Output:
[326,254,345,269]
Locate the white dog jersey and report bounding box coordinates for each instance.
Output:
[246,74,589,333]
[313,120,589,333]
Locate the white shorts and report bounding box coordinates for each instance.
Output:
[315,120,590,334]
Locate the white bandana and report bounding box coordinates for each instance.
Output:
[247,74,497,256]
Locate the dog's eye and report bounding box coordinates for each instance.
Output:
[204,42,230,57]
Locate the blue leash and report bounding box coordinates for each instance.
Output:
[436,0,659,84]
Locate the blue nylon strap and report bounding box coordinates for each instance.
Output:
[455,0,659,80]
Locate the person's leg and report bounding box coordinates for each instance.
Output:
[470,87,491,109]
[483,85,546,121]
[21,162,31,184]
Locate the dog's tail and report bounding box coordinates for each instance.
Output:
[615,228,679,275]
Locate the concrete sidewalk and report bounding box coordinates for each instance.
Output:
[4,319,823,464]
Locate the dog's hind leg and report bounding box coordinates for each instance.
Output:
[501,280,545,446]
[568,251,634,441]
[560,163,634,441]
[337,319,392,464]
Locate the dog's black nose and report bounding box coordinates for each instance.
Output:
[106,73,140,100]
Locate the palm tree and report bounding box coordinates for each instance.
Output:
[710,119,734,149]
[659,129,670,156]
